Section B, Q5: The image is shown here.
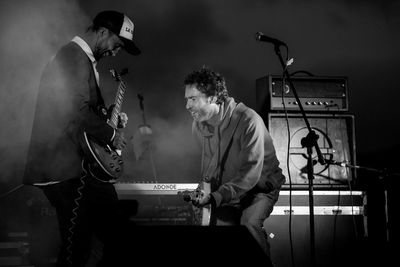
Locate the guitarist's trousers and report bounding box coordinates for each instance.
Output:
[42,175,121,267]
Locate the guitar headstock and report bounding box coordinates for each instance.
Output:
[110,68,128,82]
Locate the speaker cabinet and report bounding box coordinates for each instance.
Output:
[268,113,356,189]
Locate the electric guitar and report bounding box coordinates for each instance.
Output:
[81,68,128,180]
[181,179,215,226]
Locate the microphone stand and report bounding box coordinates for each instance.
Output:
[271,43,325,267]
[326,160,400,178]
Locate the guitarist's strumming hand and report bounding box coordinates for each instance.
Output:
[192,192,215,208]
[112,131,126,150]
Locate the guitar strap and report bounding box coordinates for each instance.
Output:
[87,57,107,118]
[94,83,107,117]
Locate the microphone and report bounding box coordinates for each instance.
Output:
[255,32,287,47]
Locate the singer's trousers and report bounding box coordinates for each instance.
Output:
[214,190,280,259]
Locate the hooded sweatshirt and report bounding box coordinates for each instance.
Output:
[192,97,285,207]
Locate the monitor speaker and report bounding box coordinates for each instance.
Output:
[102,225,273,266]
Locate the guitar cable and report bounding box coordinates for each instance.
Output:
[66,161,88,265]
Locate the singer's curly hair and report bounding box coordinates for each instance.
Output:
[183,66,229,104]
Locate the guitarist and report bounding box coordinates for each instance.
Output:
[183,67,285,265]
[23,10,140,266]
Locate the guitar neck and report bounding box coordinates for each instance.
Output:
[108,81,126,129]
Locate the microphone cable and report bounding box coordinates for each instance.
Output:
[281,50,296,267]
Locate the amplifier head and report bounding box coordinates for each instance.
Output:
[256,75,348,114]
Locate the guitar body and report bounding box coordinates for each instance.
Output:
[199,181,214,226]
[80,68,128,181]
[82,132,123,180]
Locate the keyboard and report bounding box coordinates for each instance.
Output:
[114,182,198,198]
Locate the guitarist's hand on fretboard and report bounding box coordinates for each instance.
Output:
[117,112,128,128]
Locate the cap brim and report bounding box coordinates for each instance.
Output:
[121,37,141,55]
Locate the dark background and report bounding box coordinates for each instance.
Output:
[0,0,399,265]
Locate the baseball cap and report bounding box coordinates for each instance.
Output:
[93,10,141,55]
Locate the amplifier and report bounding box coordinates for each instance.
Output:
[256,75,348,114]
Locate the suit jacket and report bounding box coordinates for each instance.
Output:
[192,98,286,207]
[24,41,115,184]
